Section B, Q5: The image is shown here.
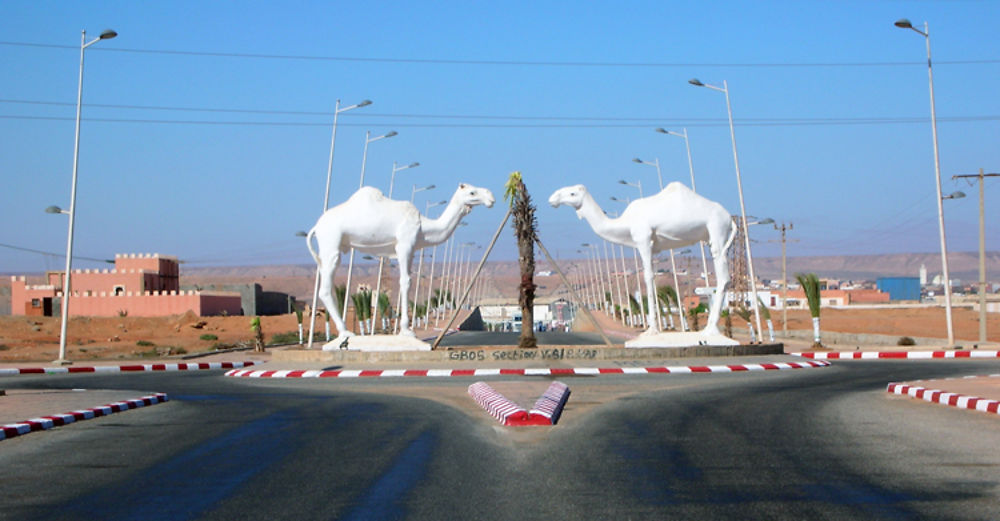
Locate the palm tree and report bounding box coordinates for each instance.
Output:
[733,306,756,343]
[505,171,538,348]
[657,284,680,330]
[796,272,823,347]
[688,302,707,331]
[376,292,391,332]
[758,297,775,342]
[352,289,372,335]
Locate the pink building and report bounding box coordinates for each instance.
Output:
[10,253,241,317]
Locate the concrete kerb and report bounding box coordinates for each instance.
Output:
[1,392,169,441]
[887,376,1000,416]
[225,359,832,379]
[0,361,259,377]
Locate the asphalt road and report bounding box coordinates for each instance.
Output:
[2,360,999,520]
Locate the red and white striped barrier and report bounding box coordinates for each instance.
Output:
[887,378,1000,416]
[225,360,829,379]
[529,381,571,424]
[792,350,1000,360]
[0,361,257,377]
[1,392,169,441]
[467,381,570,426]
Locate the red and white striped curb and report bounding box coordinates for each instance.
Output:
[887,377,1000,416]
[793,350,1000,360]
[226,360,829,379]
[0,361,257,377]
[1,392,169,441]
[467,381,570,426]
[529,381,571,424]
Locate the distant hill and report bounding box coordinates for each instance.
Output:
[753,251,1000,284]
[171,251,1000,300]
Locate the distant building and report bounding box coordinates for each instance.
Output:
[180,282,296,316]
[877,277,921,301]
[10,253,241,317]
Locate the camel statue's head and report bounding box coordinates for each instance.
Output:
[548,184,587,210]
[454,183,495,214]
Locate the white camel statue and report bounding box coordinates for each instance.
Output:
[307,183,495,339]
[548,182,736,337]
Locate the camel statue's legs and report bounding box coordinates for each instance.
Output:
[703,226,732,336]
[635,236,661,334]
[317,248,353,338]
[394,242,416,337]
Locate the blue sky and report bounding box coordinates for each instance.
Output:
[2,1,999,274]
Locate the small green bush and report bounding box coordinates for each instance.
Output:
[199,334,219,341]
[270,331,299,345]
[897,336,916,346]
[136,340,155,347]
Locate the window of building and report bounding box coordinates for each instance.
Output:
[114,285,125,296]
[31,298,41,307]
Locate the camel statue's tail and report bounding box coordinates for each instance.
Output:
[722,218,738,254]
[305,227,321,266]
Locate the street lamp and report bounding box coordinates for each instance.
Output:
[388,161,420,200]
[632,157,663,191]
[342,129,397,326]
[633,156,680,329]
[689,77,764,341]
[895,18,956,346]
[423,200,449,326]
[52,28,118,365]
[370,160,420,333]
[308,97,371,349]
[656,127,711,290]
[609,197,648,328]
[618,179,644,198]
[411,183,436,202]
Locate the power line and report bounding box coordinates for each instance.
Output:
[2,40,998,68]
[2,113,997,129]
[0,242,112,263]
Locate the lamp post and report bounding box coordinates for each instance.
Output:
[405,188,438,328]
[342,130,397,326]
[307,98,371,349]
[371,161,420,334]
[610,196,647,328]
[689,77,763,341]
[52,28,118,365]
[423,200,448,328]
[894,18,955,347]
[618,178,644,198]
[633,157,678,330]
[656,127,711,290]
[954,169,998,344]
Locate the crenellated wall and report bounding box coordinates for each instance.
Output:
[9,252,239,317]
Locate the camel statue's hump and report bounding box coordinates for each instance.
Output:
[351,186,388,202]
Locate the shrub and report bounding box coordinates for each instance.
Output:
[270,331,299,345]
[897,336,916,346]
[199,334,219,341]
[136,340,155,347]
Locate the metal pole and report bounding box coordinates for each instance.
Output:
[56,30,115,365]
[978,169,986,343]
[924,23,955,347]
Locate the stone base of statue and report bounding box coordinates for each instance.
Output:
[625,331,739,348]
[322,334,432,352]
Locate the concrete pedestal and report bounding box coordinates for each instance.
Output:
[625,331,739,348]
[322,334,432,352]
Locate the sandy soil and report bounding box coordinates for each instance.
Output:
[1,306,997,363]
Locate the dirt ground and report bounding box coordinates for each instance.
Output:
[2,306,997,363]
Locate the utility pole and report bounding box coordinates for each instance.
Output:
[770,222,797,335]
[952,169,998,344]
